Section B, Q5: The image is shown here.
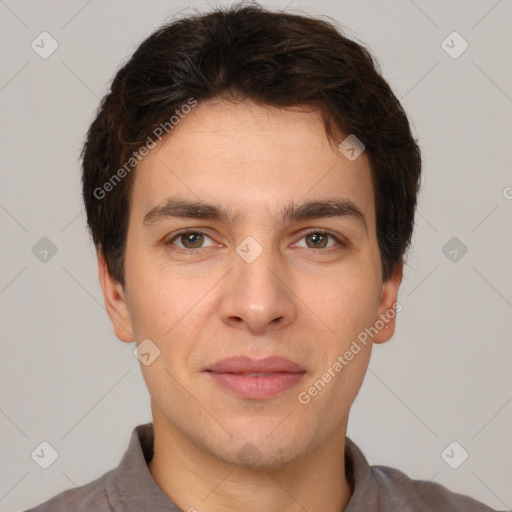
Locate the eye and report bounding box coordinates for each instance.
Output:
[164,228,346,253]
[165,230,216,250]
[292,230,345,250]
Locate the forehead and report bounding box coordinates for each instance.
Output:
[131,99,375,227]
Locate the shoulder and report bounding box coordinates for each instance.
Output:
[370,463,499,511]
[23,468,117,512]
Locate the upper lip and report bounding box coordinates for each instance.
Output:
[205,356,305,374]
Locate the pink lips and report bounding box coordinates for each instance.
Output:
[204,356,306,399]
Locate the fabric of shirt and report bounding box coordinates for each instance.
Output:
[24,422,500,512]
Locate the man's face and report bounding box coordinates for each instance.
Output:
[99,98,401,467]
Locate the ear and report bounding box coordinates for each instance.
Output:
[97,249,134,343]
[373,262,403,344]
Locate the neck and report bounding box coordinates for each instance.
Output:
[148,411,352,512]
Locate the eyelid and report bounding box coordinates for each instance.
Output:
[165,229,217,250]
[291,228,347,249]
[165,227,347,251]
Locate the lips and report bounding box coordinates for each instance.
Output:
[205,355,305,374]
[204,356,306,399]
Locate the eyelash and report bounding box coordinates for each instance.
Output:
[164,228,346,253]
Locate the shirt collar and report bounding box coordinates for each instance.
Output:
[108,422,181,512]
[108,422,375,511]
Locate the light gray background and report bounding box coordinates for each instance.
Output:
[1,0,511,510]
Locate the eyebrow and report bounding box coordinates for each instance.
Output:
[143,196,368,232]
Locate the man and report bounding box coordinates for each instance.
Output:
[26,2,499,511]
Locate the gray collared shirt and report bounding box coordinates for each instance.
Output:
[25,422,499,512]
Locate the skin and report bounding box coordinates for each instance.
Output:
[98,98,402,512]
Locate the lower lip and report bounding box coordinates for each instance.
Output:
[206,372,306,399]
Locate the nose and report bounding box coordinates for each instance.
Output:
[217,248,297,334]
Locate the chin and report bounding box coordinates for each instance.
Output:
[218,428,309,469]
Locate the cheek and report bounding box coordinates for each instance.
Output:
[126,262,216,366]
[310,277,378,401]
[308,266,381,339]
[125,262,183,341]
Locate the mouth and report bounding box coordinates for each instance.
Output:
[203,356,306,399]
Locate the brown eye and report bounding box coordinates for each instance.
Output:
[305,232,329,248]
[166,230,215,250]
[292,230,344,250]
[180,232,204,248]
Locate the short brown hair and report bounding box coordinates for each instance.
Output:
[82,1,421,287]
